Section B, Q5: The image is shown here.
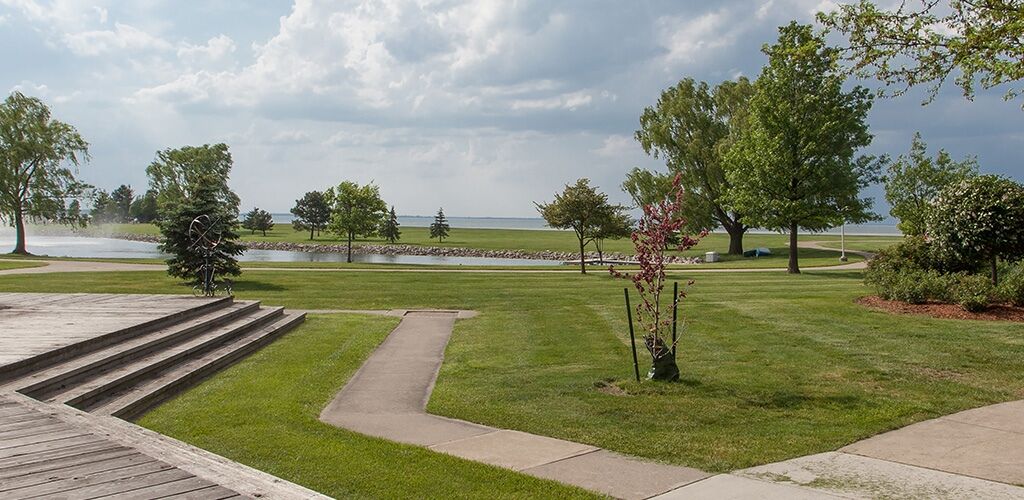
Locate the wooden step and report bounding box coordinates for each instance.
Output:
[0,295,234,384]
[46,307,285,409]
[10,302,262,398]
[97,313,306,420]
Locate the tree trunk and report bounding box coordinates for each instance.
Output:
[788,222,800,274]
[309,226,314,240]
[347,231,353,263]
[992,257,999,286]
[725,225,744,255]
[12,208,28,255]
[578,237,586,275]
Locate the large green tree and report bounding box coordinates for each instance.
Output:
[129,189,159,223]
[927,175,1024,285]
[147,144,242,281]
[380,205,401,244]
[429,207,450,243]
[241,207,274,236]
[631,77,754,255]
[592,205,632,264]
[726,23,881,274]
[819,0,1024,106]
[328,181,387,263]
[0,92,89,254]
[290,190,331,240]
[885,133,978,235]
[536,178,618,274]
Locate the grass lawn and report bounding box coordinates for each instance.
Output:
[0,259,45,271]
[137,314,594,499]
[2,269,1021,475]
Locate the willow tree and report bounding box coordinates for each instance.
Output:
[726,23,880,274]
[630,77,754,255]
[0,92,89,254]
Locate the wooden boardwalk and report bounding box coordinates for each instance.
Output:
[0,394,241,499]
[0,293,321,500]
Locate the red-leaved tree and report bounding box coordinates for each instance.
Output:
[612,174,704,381]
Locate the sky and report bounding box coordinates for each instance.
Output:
[2,0,1023,218]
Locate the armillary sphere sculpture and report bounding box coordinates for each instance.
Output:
[188,215,232,297]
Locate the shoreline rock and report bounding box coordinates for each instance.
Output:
[107,233,704,264]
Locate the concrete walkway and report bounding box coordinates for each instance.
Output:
[319,311,709,499]
[320,309,1024,499]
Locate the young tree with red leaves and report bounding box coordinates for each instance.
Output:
[612,174,704,381]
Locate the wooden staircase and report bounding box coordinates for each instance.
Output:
[0,296,304,421]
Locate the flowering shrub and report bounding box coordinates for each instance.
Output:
[611,174,705,381]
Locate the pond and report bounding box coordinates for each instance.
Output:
[0,235,561,267]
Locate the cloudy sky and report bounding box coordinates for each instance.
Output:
[3,0,1022,218]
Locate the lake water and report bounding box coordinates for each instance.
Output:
[0,235,559,266]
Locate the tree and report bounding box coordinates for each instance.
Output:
[90,189,117,223]
[129,190,159,223]
[157,181,243,284]
[146,144,239,212]
[884,133,978,235]
[819,1,1024,106]
[0,92,89,254]
[632,77,755,255]
[927,175,1024,285]
[147,144,242,281]
[328,181,386,263]
[110,184,134,222]
[610,175,704,381]
[290,190,331,240]
[592,206,632,264]
[242,207,274,236]
[726,23,881,274]
[536,178,618,274]
[380,205,401,243]
[429,207,450,242]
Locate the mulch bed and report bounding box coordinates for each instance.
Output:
[857,295,1024,322]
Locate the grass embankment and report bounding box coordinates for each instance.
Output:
[90,223,892,269]
[2,269,1020,475]
[139,314,594,499]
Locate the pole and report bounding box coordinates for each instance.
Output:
[671,281,678,356]
[840,223,848,262]
[624,288,640,382]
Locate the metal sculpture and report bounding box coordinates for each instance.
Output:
[188,215,232,297]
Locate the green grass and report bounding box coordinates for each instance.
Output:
[137,314,594,499]
[0,259,45,271]
[3,269,1021,474]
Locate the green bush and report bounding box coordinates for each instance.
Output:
[952,274,994,312]
[997,264,1024,306]
[866,265,952,304]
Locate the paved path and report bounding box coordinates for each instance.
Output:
[321,309,1024,499]
[319,311,708,499]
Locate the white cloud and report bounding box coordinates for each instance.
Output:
[93,6,107,23]
[178,34,236,64]
[510,91,595,111]
[593,134,637,157]
[62,23,172,56]
[0,14,8,25]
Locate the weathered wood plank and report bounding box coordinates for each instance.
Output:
[0,434,107,458]
[0,456,166,495]
[101,475,219,499]
[0,442,126,471]
[0,429,92,451]
[0,447,141,480]
[24,467,195,499]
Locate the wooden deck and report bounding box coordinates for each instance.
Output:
[0,293,322,500]
[0,394,241,499]
[0,293,223,370]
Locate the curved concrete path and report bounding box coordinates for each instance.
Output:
[319,310,709,499]
[320,310,1024,499]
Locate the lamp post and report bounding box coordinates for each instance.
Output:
[839,223,848,262]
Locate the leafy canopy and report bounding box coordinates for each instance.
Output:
[537,178,623,273]
[884,132,978,235]
[290,190,331,240]
[380,205,401,243]
[0,91,89,252]
[242,207,274,236]
[727,22,880,233]
[146,143,239,213]
[328,181,387,239]
[819,0,1024,106]
[631,77,754,240]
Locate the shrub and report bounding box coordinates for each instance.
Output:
[997,265,1024,306]
[952,274,994,312]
